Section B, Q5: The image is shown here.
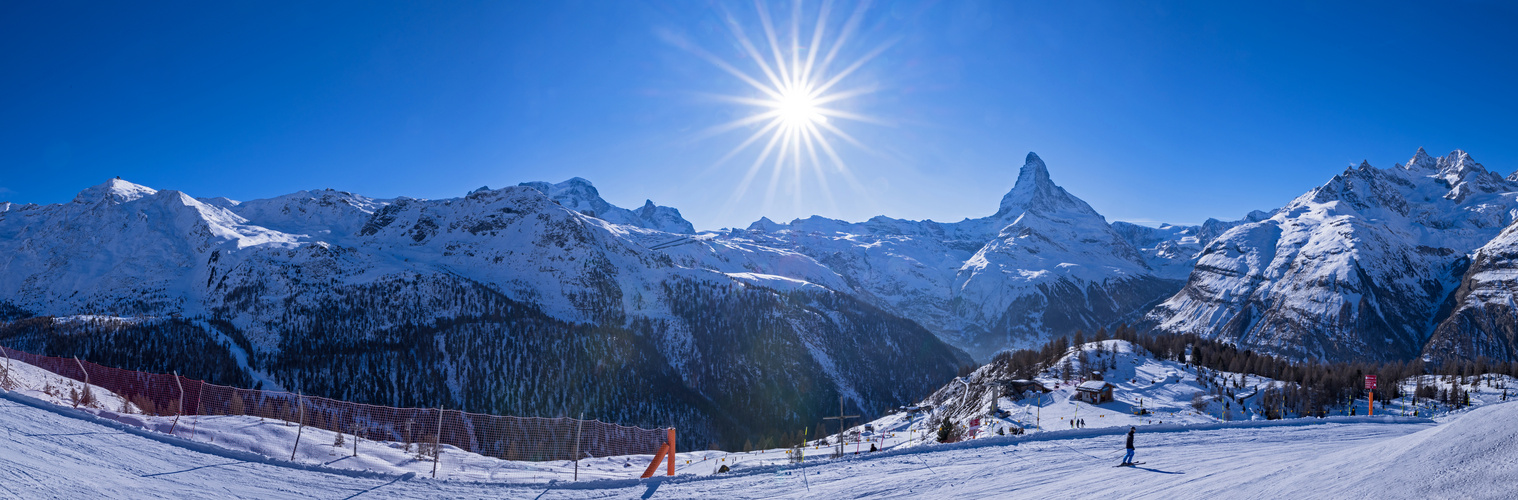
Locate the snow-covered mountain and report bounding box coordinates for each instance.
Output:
[1422,217,1518,362]
[1143,149,1518,362]
[8,144,1518,450]
[517,177,695,234]
[0,178,967,449]
[1110,210,1274,279]
[716,153,1187,361]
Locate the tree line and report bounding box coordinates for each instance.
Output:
[985,324,1517,418]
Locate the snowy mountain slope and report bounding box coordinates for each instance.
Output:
[225,188,391,241]
[0,179,967,450]
[518,177,695,234]
[910,340,1267,436]
[876,337,1509,448]
[1110,209,1273,279]
[717,153,1185,361]
[1143,149,1518,361]
[1422,217,1518,362]
[0,179,301,318]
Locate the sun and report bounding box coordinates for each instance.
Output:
[675,0,891,215]
[775,87,826,128]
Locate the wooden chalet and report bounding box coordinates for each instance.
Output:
[1075,381,1115,404]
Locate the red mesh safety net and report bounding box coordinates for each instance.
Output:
[0,346,671,462]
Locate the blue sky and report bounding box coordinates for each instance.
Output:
[3,1,1516,230]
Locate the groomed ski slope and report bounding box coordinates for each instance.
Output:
[3,385,1516,499]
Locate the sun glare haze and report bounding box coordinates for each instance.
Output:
[680,0,892,217]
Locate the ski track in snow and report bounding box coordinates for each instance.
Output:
[3,382,1515,499]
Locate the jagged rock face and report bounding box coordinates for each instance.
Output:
[722,153,1185,361]
[0,178,965,449]
[517,178,695,234]
[1423,219,1518,363]
[1144,149,1518,362]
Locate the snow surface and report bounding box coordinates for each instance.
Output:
[4,341,1513,498]
[3,368,1515,498]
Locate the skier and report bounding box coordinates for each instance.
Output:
[1121,426,1136,465]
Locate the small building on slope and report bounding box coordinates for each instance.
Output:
[1075,381,1115,404]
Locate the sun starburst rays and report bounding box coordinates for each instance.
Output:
[693,0,887,219]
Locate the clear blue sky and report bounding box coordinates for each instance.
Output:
[3,1,1516,229]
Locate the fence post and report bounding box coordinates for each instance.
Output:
[574,413,584,481]
[73,356,91,388]
[431,407,444,478]
[290,393,305,461]
[169,372,186,434]
[667,427,676,477]
[1,347,11,392]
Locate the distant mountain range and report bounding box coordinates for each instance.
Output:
[3,147,1517,447]
[0,177,966,449]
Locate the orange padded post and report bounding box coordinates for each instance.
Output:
[666,428,676,476]
[639,428,679,478]
[640,443,670,479]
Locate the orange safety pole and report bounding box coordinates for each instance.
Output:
[640,443,670,478]
[666,428,676,476]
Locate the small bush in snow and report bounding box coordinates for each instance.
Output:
[1191,392,1209,413]
[69,384,95,409]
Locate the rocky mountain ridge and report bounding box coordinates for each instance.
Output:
[1143,148,1518,362]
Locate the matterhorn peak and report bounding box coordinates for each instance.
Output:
[73,178,157,205]
[1017,152,1052,187]
[993,152,1099,219]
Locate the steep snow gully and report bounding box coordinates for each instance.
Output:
[3,385,1515,499]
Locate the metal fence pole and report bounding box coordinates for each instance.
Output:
[170,372,186,434]
[72,356,90,386]
[0,347,11,392]
[192,380,205,437]
[574,413,584,481]
[431,407,444,478]
[290,393,305,461]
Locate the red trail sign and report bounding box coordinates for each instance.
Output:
[1365,375,1378,416]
